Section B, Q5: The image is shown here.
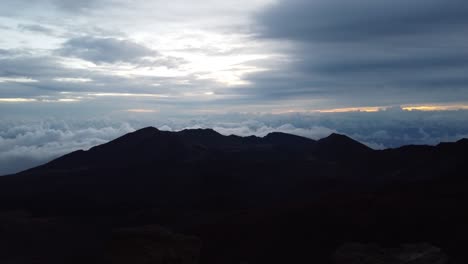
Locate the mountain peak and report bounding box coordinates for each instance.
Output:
[134,126,160,134]
[117,126,161,140]
[327,133,351,139]
[264,131,291,137]
[264,132,314,142]
[88,126,164,152]
[320,133,358,142]
[182,128,218,133]
[263,132,316,150]
[316,132,372,157]
[178,128,222,137]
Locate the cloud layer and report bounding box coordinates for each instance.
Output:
[0,120,135,175]
[248,0,468,105]
[2,109,468,175]
[1,0,468,110]
[1,0,468,175]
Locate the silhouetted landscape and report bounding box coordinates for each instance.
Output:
[1,127,467,263]
[2,0,468,262]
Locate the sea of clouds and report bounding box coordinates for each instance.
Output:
[1,109,468,175]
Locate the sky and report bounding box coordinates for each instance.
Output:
[1,0,468,175]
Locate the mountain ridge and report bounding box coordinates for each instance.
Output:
[4,126,468,177]
[1,127,468,263]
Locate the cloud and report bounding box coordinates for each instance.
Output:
[58,36,157,64]
[0,119,135,175]
[0,55,65,79]
[247,0,468,106]
[0,51,189,100]
[0,98,37,103]
[0,54,106,98]
[51,0,99,13]
[0,77,38,83]
[0,49,14,56]
[18,24,55,35]
[213,123,335,139]
[256,0,468,42]
[0,117,336,175]
[0,0,101,16]
[1,0,468,169]
[0,1,269,108]
[2,109,468,175]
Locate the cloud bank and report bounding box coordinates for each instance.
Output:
[247,0,468,106]
[2,109,468,175]
[1,0,468,175]
[0,120,135,175]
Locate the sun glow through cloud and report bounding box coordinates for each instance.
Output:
[317,106,383,113]
[126,109,159,113]
[53,78,93,83]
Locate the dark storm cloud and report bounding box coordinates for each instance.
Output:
[256,0,468,42]
[304,52,468,75]
[249,0,468,106]
[58,36,157,64]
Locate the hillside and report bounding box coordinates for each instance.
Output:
[0,127,467,264]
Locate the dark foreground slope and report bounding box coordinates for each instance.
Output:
[0,127,467,264]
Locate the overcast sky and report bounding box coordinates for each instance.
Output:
[1,0,468,174]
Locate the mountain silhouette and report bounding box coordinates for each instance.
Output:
[0,127,467,264]
[315,133,372,160]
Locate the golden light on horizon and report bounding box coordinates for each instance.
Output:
[317,106,383,113]
[402,104,468,111]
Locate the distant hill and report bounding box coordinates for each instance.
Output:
[0,127,467,264]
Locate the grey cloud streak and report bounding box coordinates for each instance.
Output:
[59,36,157,64]
[51,0,100,13]
[0,42,189,100]
[17,24,55,35]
